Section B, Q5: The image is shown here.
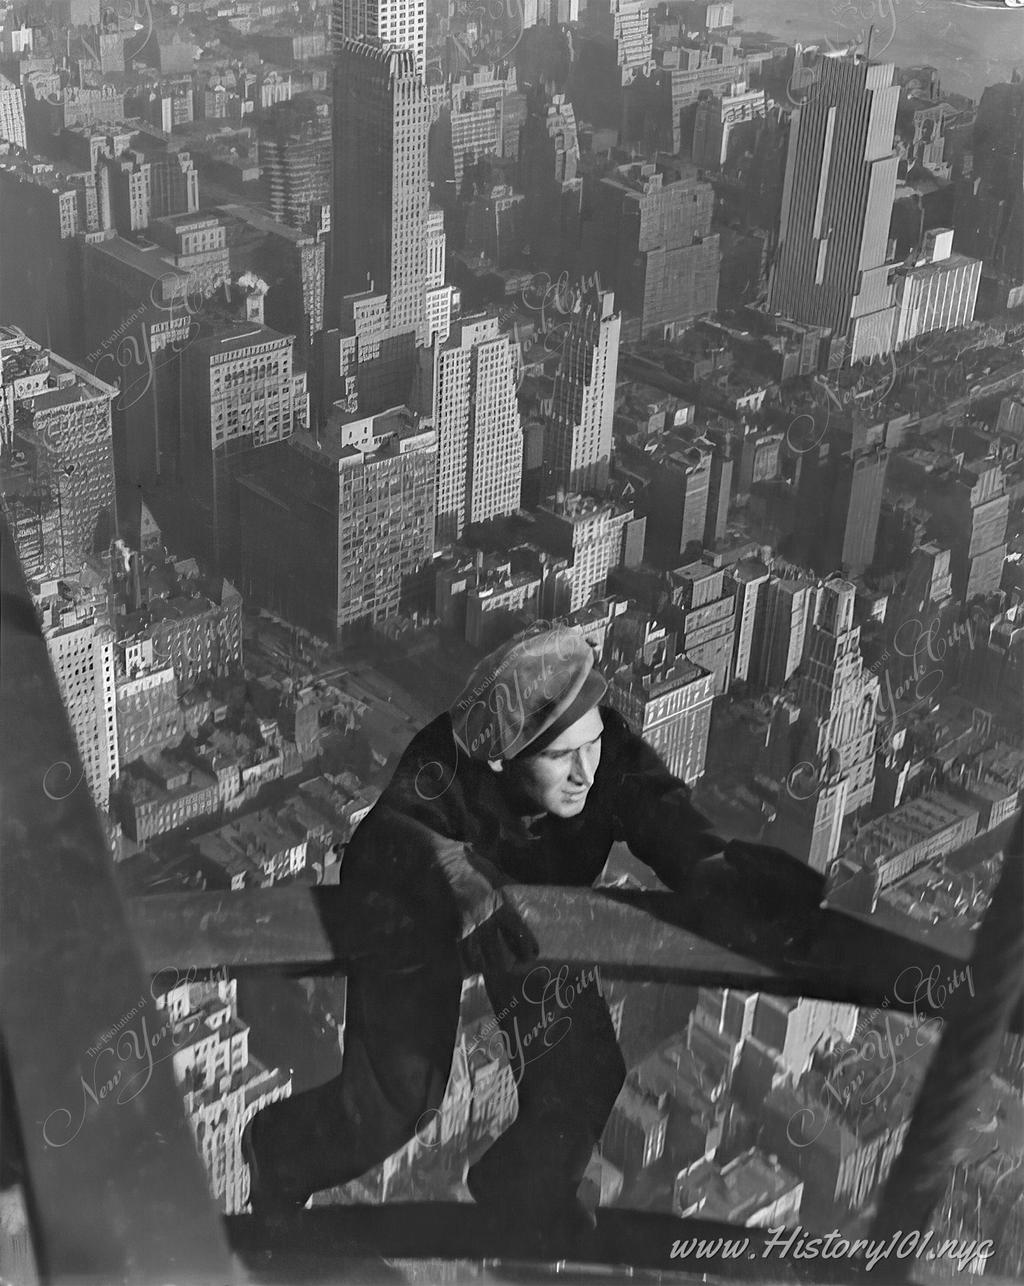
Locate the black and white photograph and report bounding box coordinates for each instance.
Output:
[0,0,1022,1281]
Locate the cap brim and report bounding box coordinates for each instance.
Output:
[515,668,608,758]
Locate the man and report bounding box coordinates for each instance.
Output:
[244,626,824,1234]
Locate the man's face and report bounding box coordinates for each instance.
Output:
[495,706,604,819]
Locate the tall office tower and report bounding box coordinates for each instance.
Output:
[891,228,981,350]
[33,573,119,811]
[0,330,117,581]
[608,647,715,784]
[220,203,326,369]
[518,92,583,278]
[326,39,452,415]
[332,40,432,333]
[0,154,87,357]
[953,80,1023,304]
[422,316,522,545]
[463,184,525,270]
[155,974,291,1217]
[96,143,151,233]
[767,53,900,364]
[829,441,888,577]
[446,67,525,195]
[704,441,732,547]
[729,557,769,684]
[257,93,332,230]
[580,162,720,342]
[645,440,711,569]
[771,764,849,875]
[82,234,194,487]
[533,494,634,613]
[571,0,654,136]
[545,287,620,496]
[794,428,888,578]
[692,82,767,170]
[937,460,1009,602]
[179,322,308,571]
[0,74,26,148]
[794,577,879,816]
[332,0,426,81]
[237,409,436,638]
[146,148,200,220]
[667,561,736,695]
[757,575,817,690]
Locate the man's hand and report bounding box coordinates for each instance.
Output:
[433,839,539,970]
[722,838,826,917]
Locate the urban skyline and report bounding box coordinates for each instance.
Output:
[0,0,1022,1278]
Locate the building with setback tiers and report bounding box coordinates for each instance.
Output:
[794,578,879,816]
[767,53,900,363]
[324,39,452,415]
[545,287,620,496]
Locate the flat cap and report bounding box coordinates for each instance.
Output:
[450,626,608,762]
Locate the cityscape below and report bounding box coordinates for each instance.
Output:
[0,0,1022,1279]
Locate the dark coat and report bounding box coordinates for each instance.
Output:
[344,704,722,900]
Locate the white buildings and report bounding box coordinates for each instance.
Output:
[0,74,26,150]
[891,229,981,349]
[157,974,292,1217]
[424,315,523,544]
[35,575,119,811]
[608,654,715,784]
[332,0,426,81]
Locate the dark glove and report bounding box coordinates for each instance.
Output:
[683,840,827,954]
[722,838,826,918]
[433,838,539,971]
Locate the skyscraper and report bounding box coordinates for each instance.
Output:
[757,575,817,690]
[237,408,437,638]
[645,440,711,568]
[325,39,452,414]
[34,571,119,811]
[729,557,769,685]
[422,316,523,545]
[332,40,432,333]
[546,287,620,495]
[0,329,117,581]
[794,577,879,816]
[579,162,720,341]
[332,0,426,82]
[179,321,308,570]
[768,53,900,363]
[257,93,332,231]
[0,74,26,149]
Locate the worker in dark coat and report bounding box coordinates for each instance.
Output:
[243,625,824,1234]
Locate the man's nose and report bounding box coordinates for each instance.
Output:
[570,749,596,787]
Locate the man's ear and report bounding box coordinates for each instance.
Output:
[487,759,504,775]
